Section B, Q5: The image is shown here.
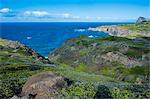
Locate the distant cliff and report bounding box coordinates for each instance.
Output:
[88,17,150,38]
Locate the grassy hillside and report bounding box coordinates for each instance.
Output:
[119,24,150,31]
[1,36,150,98]
[0,38,120,98]
[0,38,124,98]
[49,36,150,83]
[48,36,150,98]
[119,24,150,38]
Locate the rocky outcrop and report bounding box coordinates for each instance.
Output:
[18,72,70,99]
[101,52,142,67]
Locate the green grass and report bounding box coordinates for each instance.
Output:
[119,24,150,31]
[118,24,150,38]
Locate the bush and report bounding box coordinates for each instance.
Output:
[112,87,134,99]
[0,78,26,98]
[124,84,150,98]
[111,84,150,99]
[94,85,112,98]
[60,82,96,98]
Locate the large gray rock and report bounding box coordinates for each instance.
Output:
[21,72,70,99]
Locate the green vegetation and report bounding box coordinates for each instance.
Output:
[112,84,150,98]
[100,65,149,84]
[48,35,150,98]
[59,81,149,98]
[0,33,150,98]
[112,87,135,99]
[118,24,150,38]
[75,63,87,72]
[60,82,96,98]
[0,39,51,98]
[119,24,150,31]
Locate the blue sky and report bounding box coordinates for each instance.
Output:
[0,0,149,22]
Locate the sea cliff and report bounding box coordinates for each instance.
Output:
[88,24,150,38]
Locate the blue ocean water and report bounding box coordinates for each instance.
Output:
[0,22,129,57]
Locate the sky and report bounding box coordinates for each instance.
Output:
[0,0,150,22]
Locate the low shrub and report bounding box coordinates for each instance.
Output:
[112,87,134,99]
[0,78,26,98]
[60,82,96,98]
[94,85,112,98]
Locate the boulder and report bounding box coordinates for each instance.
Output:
[21,71,70,99]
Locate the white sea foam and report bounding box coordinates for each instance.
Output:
[27,37,32,39]
[88,35,94,38]
[74,29,86,32]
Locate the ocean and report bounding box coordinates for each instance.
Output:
[0,22,129,57]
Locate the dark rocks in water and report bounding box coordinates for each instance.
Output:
[136,17,147,24]
[21,71,70,99]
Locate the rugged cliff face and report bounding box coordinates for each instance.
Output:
[88,24,150,38]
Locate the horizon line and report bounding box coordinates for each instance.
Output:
[0,21,135,23]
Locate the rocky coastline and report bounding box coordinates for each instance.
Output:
[88,17,150,38]
[1,17,150,98]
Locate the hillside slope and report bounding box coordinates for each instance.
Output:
[0,38,122,99]
[1,36,150,98]
[0,39,53,98]
[49,36,150,67]
[49,36,150,83]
